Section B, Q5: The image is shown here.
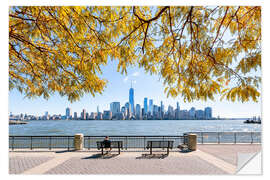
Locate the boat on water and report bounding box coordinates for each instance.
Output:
[244,116,261,124]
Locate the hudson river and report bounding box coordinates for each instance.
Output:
[9,120,261,136]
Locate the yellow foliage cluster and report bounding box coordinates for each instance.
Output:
[9,6,261,102]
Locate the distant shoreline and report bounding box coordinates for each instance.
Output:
[20,119,250,121]
[9,120,28,125]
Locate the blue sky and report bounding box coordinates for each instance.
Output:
[8,59,261,118]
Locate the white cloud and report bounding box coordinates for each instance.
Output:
[131,71,140,77]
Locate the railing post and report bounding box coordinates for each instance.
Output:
[251,132,253,144]
[12,136,14,150]
[144,136,146,150]
[234,132,237,144]
[162,136,165,150]
[218,132,220,144]
[30,136,33,150]
[201,133,204,144]
[49,136,52,150]
[183,135,186,145]
[88,137,90,150]
[150,141,152,155]
[126,136,128,150]
[68,136,70,151]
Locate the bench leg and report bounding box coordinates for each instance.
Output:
[167,148,169,155]
[150,148,152,155]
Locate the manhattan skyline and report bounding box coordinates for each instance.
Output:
[9,60,261,118]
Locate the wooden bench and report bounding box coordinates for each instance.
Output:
[96,141,123,155]
[146,141,174,155]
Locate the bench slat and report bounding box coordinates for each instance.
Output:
[96,141,123,149]
[146,141,174,149]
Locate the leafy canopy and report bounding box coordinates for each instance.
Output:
[9,6,261,102]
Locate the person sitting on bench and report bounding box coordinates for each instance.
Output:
[103,136,112,154]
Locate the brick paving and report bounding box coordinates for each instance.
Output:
[197,144,261,165]
[45,155,227,175]
[9,156,53,174]
[8,144,261,175]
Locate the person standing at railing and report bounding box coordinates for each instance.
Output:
[103,136,112,154]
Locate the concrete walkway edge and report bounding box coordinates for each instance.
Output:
[194,150,236,174]
[23,154,71,174]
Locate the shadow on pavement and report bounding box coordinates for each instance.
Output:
[55,150,76,153]
[82,153,119,159]
[136,154,168,159]
[179,150,193,153]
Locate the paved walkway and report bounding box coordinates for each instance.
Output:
[9,144,261,175]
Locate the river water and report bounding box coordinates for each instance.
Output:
[9,120,261,136]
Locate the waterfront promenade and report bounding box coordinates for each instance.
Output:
[9,144,261,175]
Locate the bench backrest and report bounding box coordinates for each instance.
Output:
[96,141,123,148]
[147,141,174,148]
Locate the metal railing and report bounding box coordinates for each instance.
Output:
[9,135,187,150]
[9,132,261,150]
[185,132,261,144]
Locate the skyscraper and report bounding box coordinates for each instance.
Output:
[121,106,127,117]
[103,111,112,120]
[153,105,159,119]
[135,104,141,120]
[97,112,103,120]
[144,98,148,115]
[66,107,71,119]
[129,82,135,114]
[168,105,174,119]
[160,101,164,119]
[160,101,164,112]
[189,107,196,119]
[176,102,180,119]
[125,102,131,119]
[110,102,120,116]
[204,107,212,119]
[195,110,204,119]
[81,109,86,120]
[74,112,77,120]
[44,111,49,120]
[149,99,153,115]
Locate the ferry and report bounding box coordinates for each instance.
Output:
[244,116,261,124]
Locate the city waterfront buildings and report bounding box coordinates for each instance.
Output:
[189,107,196,119]
[144,97,148,116]
[12,83,215,120]
[110,102,120,116]
[81,109,86,120]
[205,107,213,119]
[195,110,204,119]
[149,99,153,115]
[103,111,112,120]
[135,104,141,120]
[129,85,135,114]
[74,112,77,120]
[66,107,71,119]
[90,112,97,120]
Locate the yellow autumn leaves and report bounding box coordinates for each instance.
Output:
[9,6,261,102]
